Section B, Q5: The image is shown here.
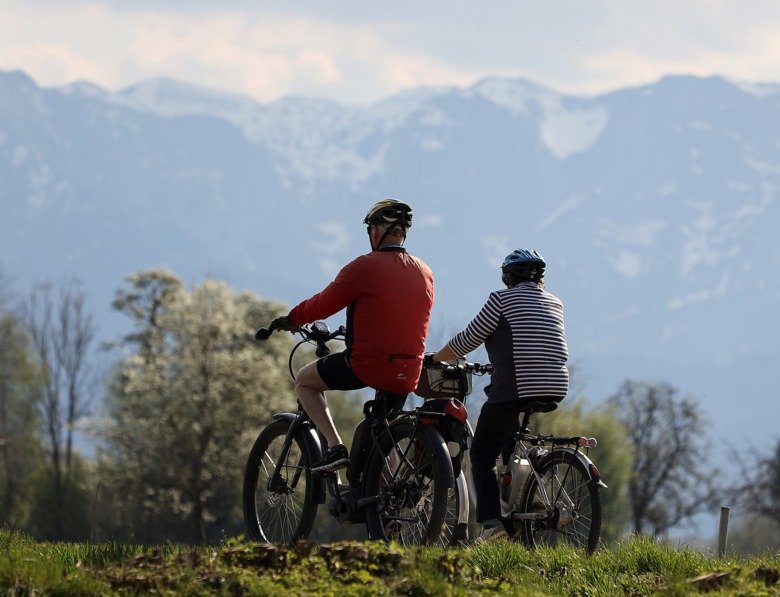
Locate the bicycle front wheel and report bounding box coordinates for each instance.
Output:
[363,419,454,545]
[243,418,319,544]
[518,450,602,554]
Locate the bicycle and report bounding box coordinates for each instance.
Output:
[243,320,462,546]
[421,358,606,553]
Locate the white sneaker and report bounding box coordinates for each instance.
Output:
[476,524,508,542]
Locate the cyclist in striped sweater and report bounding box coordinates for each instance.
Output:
[432,248,569,541]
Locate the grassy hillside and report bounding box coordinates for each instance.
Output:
[1,530,778,596]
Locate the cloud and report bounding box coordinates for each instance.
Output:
[666,272,730,310]
[415,214,443,228]
[482,236,511,269]
[538,194,587,230]
[127,13,347,100]
[609,251,642,279]
[312,221,350,276]
[601,219,668,248]
[0,1,480,104]
[311,221,350,254]
[4,1,780,104]
[0,43,107,85]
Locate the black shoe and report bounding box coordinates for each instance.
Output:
[311,444,349,473]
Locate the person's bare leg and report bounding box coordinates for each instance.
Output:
[294,361,343,447]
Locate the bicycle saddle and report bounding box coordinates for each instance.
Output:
[520,400,559,414]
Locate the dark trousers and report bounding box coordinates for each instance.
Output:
[470,400,523,522]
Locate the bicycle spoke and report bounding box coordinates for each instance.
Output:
[375,435,439,545]
[529,458,596,550]
[252,433,310,543]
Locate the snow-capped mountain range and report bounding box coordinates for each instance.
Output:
[2,69,779,452]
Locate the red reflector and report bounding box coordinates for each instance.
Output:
[444,399,468,424]
[420,418,438,425]
[589,463,601,480]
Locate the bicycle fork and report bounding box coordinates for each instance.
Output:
[267,414,306,494]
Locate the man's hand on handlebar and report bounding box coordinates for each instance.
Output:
[271,315,300,333]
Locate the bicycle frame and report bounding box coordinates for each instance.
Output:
[414,358,606,550]
[503,427,606,521]
[266,391,452,527]
[248,320,458,543]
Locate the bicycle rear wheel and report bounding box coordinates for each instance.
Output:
[518,450,601,554]
[363,419,454,545]
[243,418,319,543]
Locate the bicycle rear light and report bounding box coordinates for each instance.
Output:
[577,437,598,448]
[444,399,468,424]
[589,463,601,480]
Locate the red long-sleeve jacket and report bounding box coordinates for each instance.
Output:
[289,246,434,394]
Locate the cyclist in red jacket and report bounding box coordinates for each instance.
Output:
[271,200,434,472]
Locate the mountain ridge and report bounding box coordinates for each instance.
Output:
[1,68,779,453]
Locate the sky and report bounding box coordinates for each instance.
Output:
[2,1,780,105]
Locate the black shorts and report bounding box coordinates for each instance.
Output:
[316,351,367,391]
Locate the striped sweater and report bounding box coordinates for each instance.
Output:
[448,282,569,403]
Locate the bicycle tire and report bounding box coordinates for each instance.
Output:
[363,419,454,545]
[517,449,602,554]
[243,418,319,544]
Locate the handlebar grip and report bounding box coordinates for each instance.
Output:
[255,327,272,341]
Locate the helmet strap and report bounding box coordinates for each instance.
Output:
[369,223,404,251]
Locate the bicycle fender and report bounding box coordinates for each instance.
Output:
[272,412,328,503]
[455,470,470,525]
[541,448,608,489]
[363,424,456,497]
[422,426,456,488]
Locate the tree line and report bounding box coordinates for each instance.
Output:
[0,267,778,551]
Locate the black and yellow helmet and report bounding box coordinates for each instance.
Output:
[363,199,413,228]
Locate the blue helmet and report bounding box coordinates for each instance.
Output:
[501,248,546,270]
[501,249,546,285]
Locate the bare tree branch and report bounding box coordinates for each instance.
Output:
[23,278,95,539]
[609,380,721,535]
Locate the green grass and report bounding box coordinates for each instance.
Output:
[1,530,778,596]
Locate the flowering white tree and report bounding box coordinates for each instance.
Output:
[101,270,293,543]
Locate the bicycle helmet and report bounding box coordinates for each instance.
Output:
[363,199,413,228]
[501,248,546,285]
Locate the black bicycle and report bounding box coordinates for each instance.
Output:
[423,358,605,553]
[243,320,461,545]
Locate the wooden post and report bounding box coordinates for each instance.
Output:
[717,506,730,557]
[89,479,102,543]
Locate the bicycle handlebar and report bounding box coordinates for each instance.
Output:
[424,356,493,375]
[254,320,347,380]
[255,325,274,341]
[254,321,346,344]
